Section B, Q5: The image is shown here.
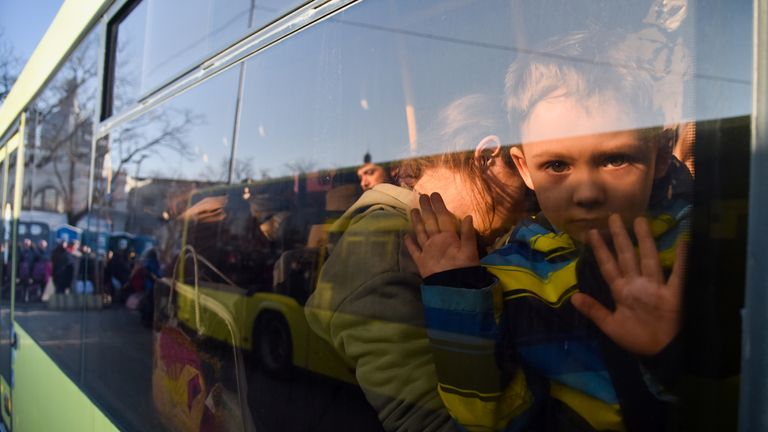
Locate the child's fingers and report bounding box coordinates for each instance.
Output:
[410,208,429,246]
[634,217,662,283]
[609,213,639,277]
[571,292,613,332]
[430,192,458,233]
[667,239,687,300]
[460,215,476,251]
[404,234,421,260]
[418,194,440,236]
[588,228,620,286]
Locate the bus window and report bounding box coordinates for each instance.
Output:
[85,64,241,430]
[0,0,757,431]
[14,27,100,387]
[106,0,310,117]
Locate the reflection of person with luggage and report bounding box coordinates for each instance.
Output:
[32,240,53,301]
[51,240,74,294]
[17,238,36,301]
[74,245,97,295]
[104,239,133,303]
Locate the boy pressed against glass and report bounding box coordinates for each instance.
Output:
[406,30,691,431]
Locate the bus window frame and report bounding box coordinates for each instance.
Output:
[739,0,768,430]
[95,0,358,139]
[100,0,142,120]
[98,0,327,125]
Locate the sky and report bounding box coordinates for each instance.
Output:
[0,0,64,71]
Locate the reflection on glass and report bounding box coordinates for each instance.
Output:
[0,150,13,383]
[250,0,309,30]
[111,0,147,114]
[85,66,239,430]
[113,0,290,114]
[13,29,100,394]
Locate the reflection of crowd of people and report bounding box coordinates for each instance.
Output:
[103,242,162,326]
[4,237,100,303]
[11,234,162,323]
[15,238,52,302]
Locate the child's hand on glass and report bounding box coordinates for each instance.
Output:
[405,193,480,278]
[571,213,686,356]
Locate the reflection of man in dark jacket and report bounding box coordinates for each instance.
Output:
[51,241,74,293]
[17,238,36,300]
[105,243,133,300]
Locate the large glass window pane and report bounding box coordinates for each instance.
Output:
[227,1,748,431]
[14,28,100,388]
[88,67,240,431]
[90,0,752,430]
[109,0,309,115]
[250,0,308,30]
[112,0,250,112]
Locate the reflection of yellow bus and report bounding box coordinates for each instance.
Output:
[163,178,359,382]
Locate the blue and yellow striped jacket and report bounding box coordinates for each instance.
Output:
[422,199,690,432]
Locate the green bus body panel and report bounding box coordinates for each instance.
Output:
[12,325,118,432]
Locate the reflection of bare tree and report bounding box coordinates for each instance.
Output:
[106,107,203,191]
[25,30,202,228]
[89,105,203,246]
[0,28,21,105]
[203,156,256,183]
[27,34,99,225]
[284,159,317,175]
[112,30,144,114]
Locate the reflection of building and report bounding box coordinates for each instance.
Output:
[98,176,219,265]
[121,177,218,235]
[23,77,93,223]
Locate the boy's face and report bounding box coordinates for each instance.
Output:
[510,96,669,243]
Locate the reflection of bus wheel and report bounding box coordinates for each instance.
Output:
[255,313,293,376]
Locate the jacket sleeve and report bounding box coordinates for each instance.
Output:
[305,209,458,432]
[421,269,533,432]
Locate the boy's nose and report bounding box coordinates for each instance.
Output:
[572,172,605,209]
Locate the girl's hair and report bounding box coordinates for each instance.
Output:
[399,94,529,235]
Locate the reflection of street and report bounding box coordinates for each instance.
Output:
[12,302,166,431]
[248,366,383,432]
[9,302,383,431]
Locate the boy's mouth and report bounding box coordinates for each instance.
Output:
[568,217,604,227]
[566,217,609,235]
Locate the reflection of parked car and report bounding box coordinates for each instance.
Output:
[157,177,360,383]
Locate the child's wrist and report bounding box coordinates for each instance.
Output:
[423,266,492,289]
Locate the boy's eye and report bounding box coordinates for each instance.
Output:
[544,161,569,173]
[603,155,628,168]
